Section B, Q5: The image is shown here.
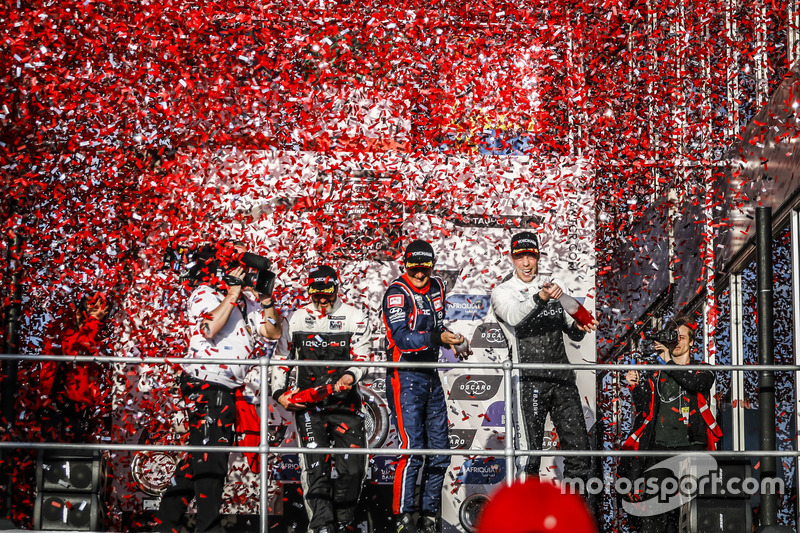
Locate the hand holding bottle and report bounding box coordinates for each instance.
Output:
[542,282,597,331]
[279,383,335,410]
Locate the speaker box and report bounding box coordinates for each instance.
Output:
[33,493,104,531]
[698,457,753,499]
[36,450,106,493]
[680,497,752,533]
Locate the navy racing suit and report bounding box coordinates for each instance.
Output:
[382,273,450,516]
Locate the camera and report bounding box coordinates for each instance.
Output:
[235,253,275,294]
[165,243,275,295]
[643,329,679,347]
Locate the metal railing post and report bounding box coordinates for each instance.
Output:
[259,354,269,533]
[503,359,515,486]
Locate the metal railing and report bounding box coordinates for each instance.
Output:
[1,352,797,533]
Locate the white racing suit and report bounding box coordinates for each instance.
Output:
[491,274,591,481]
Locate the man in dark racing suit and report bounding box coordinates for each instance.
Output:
[271,265,371,533]
[382,240,469,533]
[491,231,597,482]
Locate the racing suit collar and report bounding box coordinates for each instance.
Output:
[401,272,431,293]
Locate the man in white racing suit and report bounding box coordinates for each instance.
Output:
[491,231,597,482]
[271,265,371,533]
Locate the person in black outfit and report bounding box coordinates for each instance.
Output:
[490,231,597,482]
[621,317,720,533]
[271,265,371,533]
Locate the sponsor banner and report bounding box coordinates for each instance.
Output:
[273,455,301,482]
[470,322,507,349]
[456,457,506,485]
[449,375,503,402]
[369,455,397,483]
[445,294,491,321]
[448,429,478,450]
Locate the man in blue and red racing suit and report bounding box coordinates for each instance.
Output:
[491,231,597,484]
[272,265,371,533]
[382,240,469,533]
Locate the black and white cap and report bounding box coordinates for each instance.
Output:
[308,265,338,294]
[510,231,540,256]
[403,240,436,268]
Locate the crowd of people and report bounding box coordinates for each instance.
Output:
[8,232,720,533]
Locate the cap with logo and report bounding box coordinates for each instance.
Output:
[308,265,338,295]
[403,239,435,268]
[510,231,540,256]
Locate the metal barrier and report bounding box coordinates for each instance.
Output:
[0,353,796,533]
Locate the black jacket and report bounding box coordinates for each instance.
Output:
[625,361,716,450]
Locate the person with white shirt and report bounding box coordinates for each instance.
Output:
[491,231,597,483]
[155,241,281,533]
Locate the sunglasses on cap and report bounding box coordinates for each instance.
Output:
[512,247,539,256]
[308,284,336,295]
[405,261,434,269]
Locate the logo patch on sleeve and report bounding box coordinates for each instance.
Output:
[387,294,404,308]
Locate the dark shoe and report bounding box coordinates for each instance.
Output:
[335,524,355,533]
[417,515,439,533]
[396,513,418,533]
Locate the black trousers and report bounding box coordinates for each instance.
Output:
[626,443,706,533]
[295,409,367,532]
[518,377,591,480]
[155,379,236,533]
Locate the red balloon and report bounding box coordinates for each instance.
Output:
[476,479,597,533]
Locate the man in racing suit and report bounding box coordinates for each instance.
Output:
[271,265,371,533]
[491,231,597,483]
[382,240,469,533]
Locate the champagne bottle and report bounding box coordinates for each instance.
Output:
[453,338,471,359]
[558,293,594,327]
[289,383,335,404]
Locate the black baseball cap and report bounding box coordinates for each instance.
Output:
[404,240,435,268]
[510,231,540,256]
[308,265,338,294]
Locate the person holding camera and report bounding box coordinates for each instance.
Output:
[382,240,469,533]
[491,231,597,483]
[271,265,371,533]
[155,241,281,533]
[622,317,720,533]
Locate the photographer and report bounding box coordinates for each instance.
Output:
[155,241,281,533]
[622,317,720,533]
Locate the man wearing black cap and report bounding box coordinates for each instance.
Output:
[382,239,469,533]
[491,231,597,484]
[271,265,371,533]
